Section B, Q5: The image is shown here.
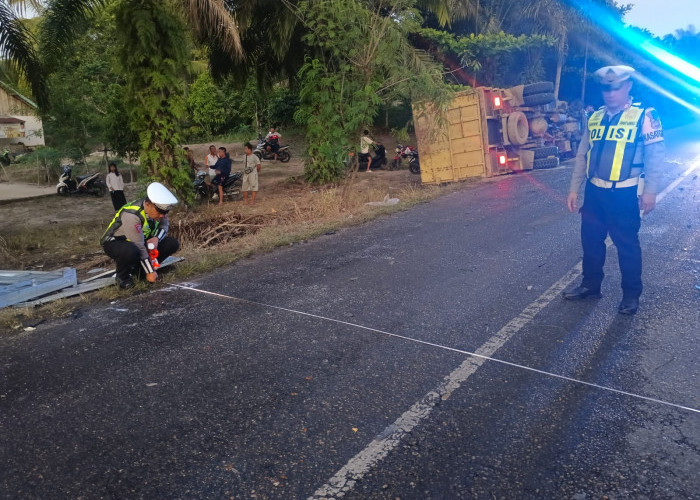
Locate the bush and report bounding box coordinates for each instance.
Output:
[13,147,65,183]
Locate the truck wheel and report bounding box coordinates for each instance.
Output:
[533,157,560,169]
[524,92,555,107]
[523,81,554,96]
[533,146,559,159]
[507,111,529,146]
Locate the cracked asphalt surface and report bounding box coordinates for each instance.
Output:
[1,124,699,499]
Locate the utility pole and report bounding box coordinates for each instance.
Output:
[581,31,589,103]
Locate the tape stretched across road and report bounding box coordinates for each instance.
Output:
[173,156,700,499]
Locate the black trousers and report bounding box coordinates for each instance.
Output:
[103,236,179,280]
[110,190,127,211]
[580,181,642,298]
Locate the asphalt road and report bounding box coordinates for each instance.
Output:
[2,124,699,499]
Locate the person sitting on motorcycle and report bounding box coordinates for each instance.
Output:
[205,145,218,178]
[101,182,179,289]
[212,146,232,205]
[360,130,375,172]
[264,127,281,161]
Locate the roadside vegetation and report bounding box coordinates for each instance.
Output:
[0,165,467,331]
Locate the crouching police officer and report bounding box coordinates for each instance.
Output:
[564,65,665,315]
[101,182,180,289]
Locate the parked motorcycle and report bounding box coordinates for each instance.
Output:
[358,144,387,171]
[56,165,107,196]
[392,144,420,174]
[254,136,291,162]
[193,169,243,201]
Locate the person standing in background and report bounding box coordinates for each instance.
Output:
[360,130,375,172]
[184,147,197,173]
[106,162,127,211]
[212,147,232,205]
[242,142,261,204]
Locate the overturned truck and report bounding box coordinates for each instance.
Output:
[414,82,582,184]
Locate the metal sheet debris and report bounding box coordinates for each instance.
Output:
[2,256,184,309]
[0,268,77,308]
[19,277,116,307]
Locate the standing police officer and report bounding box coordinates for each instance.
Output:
[101,182,180,289]
[564,65,665,315]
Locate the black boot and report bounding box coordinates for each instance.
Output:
[618,296,639,315]
[563,285,602,300]
[117,275,135,289]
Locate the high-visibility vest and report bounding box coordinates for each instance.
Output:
[100,200,160,245]
[586,103,645,182]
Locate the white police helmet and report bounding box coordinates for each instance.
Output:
[594,65,636,86]
[146,182,178,212]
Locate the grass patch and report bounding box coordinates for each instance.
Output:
[0,224,106,269]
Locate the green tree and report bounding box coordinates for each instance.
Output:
[418,28,553,86]
[104,83,139,162]
[113,0,191,201]
[187,72,227,136]
[295,0,452,183]
[522,0,629,99]
[41,8,120,155]
[32,0,245,203]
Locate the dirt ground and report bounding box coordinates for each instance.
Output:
[0,136,424,280]
[0,183,56,202]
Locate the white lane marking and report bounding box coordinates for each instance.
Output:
[656,159,700,203]
[178,156,700,499]
[175,267,700,500]
[309,156,700,498]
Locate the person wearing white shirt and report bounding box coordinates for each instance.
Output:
[360,130,375,172]
[106,162,126,211]
[205,144,218,178]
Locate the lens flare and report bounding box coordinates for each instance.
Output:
[566,0,700,115]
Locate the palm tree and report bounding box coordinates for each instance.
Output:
[31,0,246,200]
[523,0,571,100]
[0,0,46,105]
[40,0,243,67]
[1,0,245,107]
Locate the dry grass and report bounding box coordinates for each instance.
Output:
[0,171,471,333]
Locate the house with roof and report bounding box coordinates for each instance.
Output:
[0,80,45,149]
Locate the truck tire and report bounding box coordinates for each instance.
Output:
[524,92,555,107]
[533,146,559,159]
[523,81,554,96]
[507,111,529,146]
[533,157,560,169]
[529,117,549,136]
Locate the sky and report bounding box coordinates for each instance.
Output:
[623,0,700,37]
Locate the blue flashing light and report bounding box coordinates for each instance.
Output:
[639,41,700,84]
